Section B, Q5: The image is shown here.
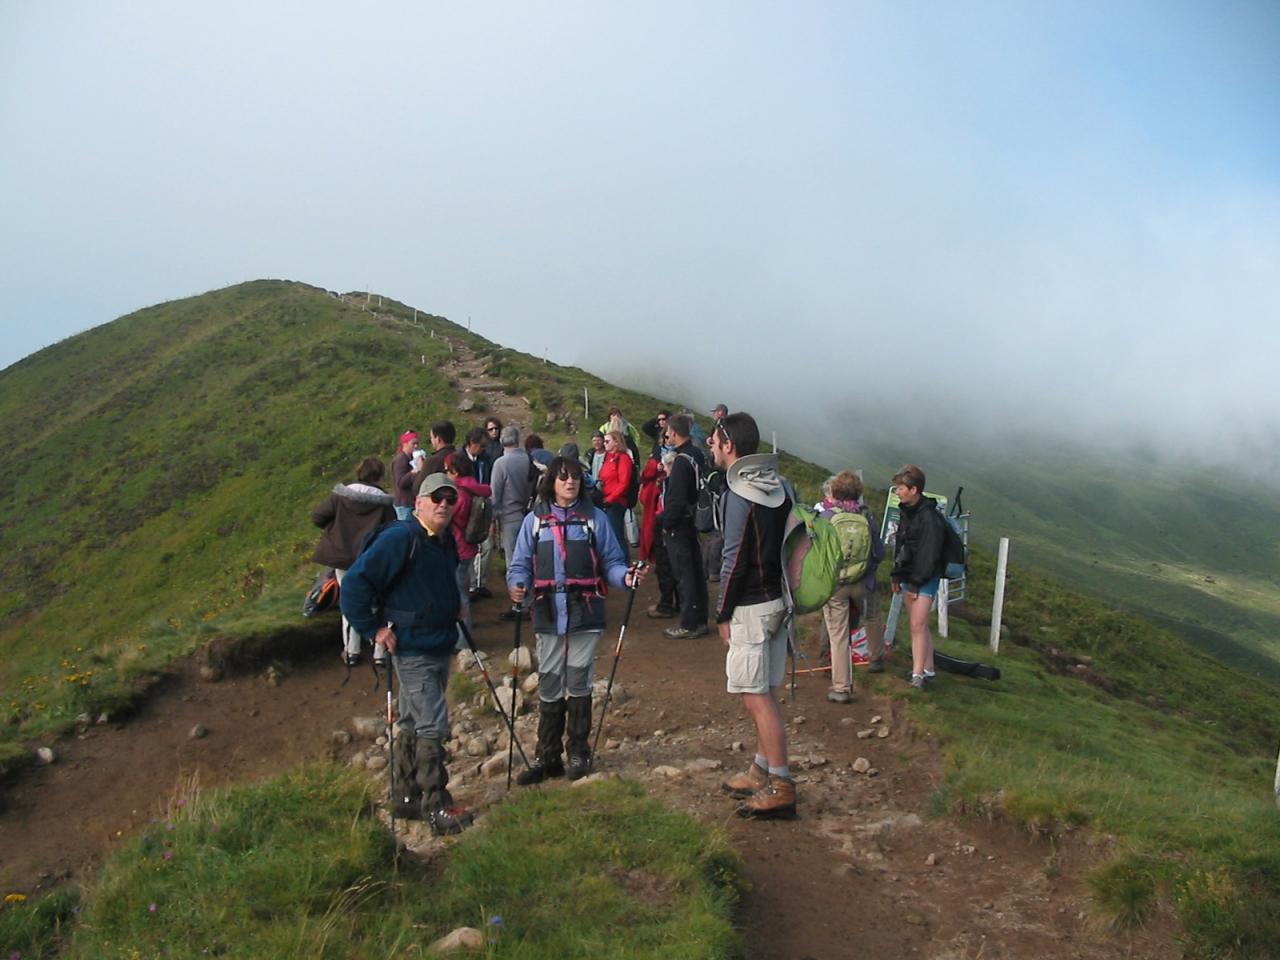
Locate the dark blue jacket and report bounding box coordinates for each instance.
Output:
[339,519,460,653]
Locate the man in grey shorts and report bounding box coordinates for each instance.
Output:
[708,412,797,819]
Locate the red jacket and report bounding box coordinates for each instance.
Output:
[598,450,634,506]
[449,475,492,562]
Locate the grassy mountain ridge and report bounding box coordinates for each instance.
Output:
[2,280,1279,954]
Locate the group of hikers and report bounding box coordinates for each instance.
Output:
[308,404,955,834]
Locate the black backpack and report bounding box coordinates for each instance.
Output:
[464,494,493,545]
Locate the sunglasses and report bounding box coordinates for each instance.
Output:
[556,471,582,482]
[487,426,499,432]
[428,490,458,505]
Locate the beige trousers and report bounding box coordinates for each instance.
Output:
[821,582,884,692]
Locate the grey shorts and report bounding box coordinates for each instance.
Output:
[725,597,789,694]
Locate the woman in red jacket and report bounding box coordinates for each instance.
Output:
[444,453,491,642]
[597,430,635,561]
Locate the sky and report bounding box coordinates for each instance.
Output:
[2,1,1278,471]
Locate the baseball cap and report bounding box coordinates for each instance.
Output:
[418,473,458,498]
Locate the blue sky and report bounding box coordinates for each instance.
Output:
[1,2,1277,464]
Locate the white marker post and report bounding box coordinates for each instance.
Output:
[937,578,950,638]
[1274,741,1280,810]
[771,431,777,454]
[990,537,1010,653]
[583,387,589,420]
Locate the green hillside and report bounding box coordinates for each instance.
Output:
[2,280,1279,955]
[770,420,1280,682]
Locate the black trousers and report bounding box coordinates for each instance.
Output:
[652,534,678,609]
[663,524,707,630]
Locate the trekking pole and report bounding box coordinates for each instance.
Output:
[385,685,399,870]
[507,583,525,790]
[455,620,535,772]
[591,562,645,757]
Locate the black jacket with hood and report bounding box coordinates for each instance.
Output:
[890,495,946,588]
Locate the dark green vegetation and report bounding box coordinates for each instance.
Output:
[2,280,1278,956]
[0,766,741,959]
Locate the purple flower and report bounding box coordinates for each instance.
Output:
[163,851,173,861]
[148,903,157,913]
[489,915,503,926]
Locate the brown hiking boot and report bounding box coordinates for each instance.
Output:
[720,761,768,799]
[736,775,797,820]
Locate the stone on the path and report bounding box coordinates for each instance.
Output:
[877,726,890,739]
[455,649,488,672]
[731,740,745,752]
[852,757,871,774]
[591,679,628,705]
[652,765,684,779]
[801,755,830,769]
[572,771,618,787]
[465,736,491,757]
[263,665,282,687]
[925,853,940,866]
[457,397,477,413]
[331,730,353,746]
[494,687,524,718]
[652,729,666,739]
[375,735,388,747]
[508,646,533,673]
[792,715,806,725]
[188,724,208,740]
[870,715,883,724]
[480,754,508,778]
[605,738,621,750]
[35,746,55,765]
[521,672,540,695]
[856,729,874,739]
[352,716,382,739]
[199,663,224,683]
[684,758,723,774]
[75,712,92,726]
[366,754,388,772]
[96,712,110,725]
[428,926,484,954]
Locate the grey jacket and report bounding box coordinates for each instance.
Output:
[489,447,534,522]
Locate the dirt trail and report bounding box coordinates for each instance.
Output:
[0,344,1172,957]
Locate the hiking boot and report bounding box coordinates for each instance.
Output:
[517,700,567,786]
[826,688,852,704]
[646,604,677,619]
[565,695,593,781]
[737,775,797,820]
[663,625,708,639]
[426,806,474,836]
[867,658,885,674]
[909,674,926,690]
[343,651,362,667]
[721,761,768,799]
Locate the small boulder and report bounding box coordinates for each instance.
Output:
[331,730,353,746]
[494,687,523,718]
[427,926,485,954]
[35,746,55,765]
[199,663,224,683]
[652,765,684,779]
[480,754,508,779]
[366,754,388,772]
[351,716,382,739]
[508,647,533,673]
[465,736,491,758]
[852,757,871,774]
[877,726,890,739]
[188,724,208,740]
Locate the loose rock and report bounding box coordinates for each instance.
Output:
[366,754,388,772]
[521,672,540,695]
[605,738,622,750]
[480,754,508,778]
[856,729,874,739]
[925,853,939,866]
[352,716,382,739]
[428,926,485,954]
[852,757,871,774]
[331,730,353,746]
[652,765,684,779]
[870,715,883,724]
[188,724,208,740]
[508,646,533,673]
[494,687,523,718]
[199,663,224,683]
[731,740,745,752]
[684,758,723,774]
[35,746,55,765]
[877,727,890,739]
[465,736,491,758]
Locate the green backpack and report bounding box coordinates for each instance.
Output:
[828,508,872,585]
[781,491,844,614]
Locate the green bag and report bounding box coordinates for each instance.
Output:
[782,500,844,614]
[828,508,872,585]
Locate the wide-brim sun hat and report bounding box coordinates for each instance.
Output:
[725,453,785,508]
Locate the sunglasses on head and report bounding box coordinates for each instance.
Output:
[428,490,458,505]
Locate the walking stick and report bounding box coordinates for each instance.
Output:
[455,620,535,772]
[385,685,399,869]
[506,583,525,790]
[591,562,645,757]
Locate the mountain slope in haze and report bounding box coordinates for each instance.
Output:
[766,417,1280,682]
[3,280,1280,954]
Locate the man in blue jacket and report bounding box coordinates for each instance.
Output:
[340,472,472,835]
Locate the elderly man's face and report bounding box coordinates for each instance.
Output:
[415,489,457,531]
